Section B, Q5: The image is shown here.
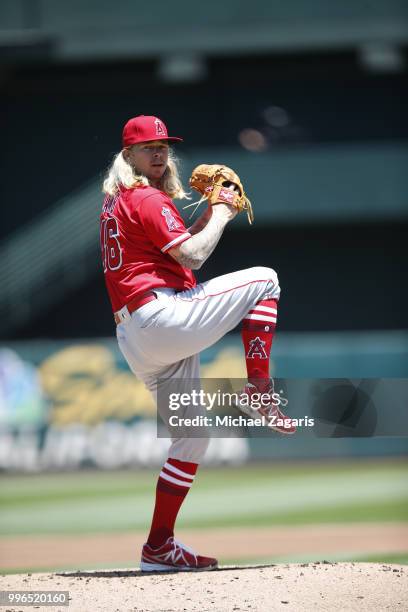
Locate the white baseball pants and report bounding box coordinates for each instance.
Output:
[116,266,280,462]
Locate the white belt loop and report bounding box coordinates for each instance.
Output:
[115,304,131,324]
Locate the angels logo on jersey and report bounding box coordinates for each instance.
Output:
[161,206,180,231]
[155,118,166,137]
[246,336,268,359]
[219,188,235,203]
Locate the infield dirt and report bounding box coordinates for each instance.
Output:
[1,523,408,572]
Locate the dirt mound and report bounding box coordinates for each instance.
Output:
[1,563,406,611]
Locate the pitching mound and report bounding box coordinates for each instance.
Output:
[1,562,406,611]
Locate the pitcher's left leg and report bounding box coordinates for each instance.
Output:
[173,267,296,434]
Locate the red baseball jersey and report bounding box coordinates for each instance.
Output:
[100,185,196,312]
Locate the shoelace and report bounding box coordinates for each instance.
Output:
[163,539,197,566]
[244,384,285,419]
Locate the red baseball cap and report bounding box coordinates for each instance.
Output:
[122,115,183,147]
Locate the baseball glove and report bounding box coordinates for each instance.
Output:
[186,164,254,224]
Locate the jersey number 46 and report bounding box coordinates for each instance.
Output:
[100,217,123,272]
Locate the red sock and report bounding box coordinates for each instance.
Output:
[241,298,278,391]
[147,457,198,549]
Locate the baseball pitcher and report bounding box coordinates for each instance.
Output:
[100,115,295,572]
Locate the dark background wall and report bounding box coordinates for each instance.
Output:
[2,53,407,235]
[11,219,408,339]
[2,51,407,339]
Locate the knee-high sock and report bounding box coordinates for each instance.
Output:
[147,457,198,548]
[241,298,278,390]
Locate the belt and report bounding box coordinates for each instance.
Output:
[114,291,157,325]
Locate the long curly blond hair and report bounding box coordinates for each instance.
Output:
[102,147,189,200]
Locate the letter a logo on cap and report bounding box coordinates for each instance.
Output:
[155,118,166,137]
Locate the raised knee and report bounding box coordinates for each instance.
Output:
[251,266,279,286]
